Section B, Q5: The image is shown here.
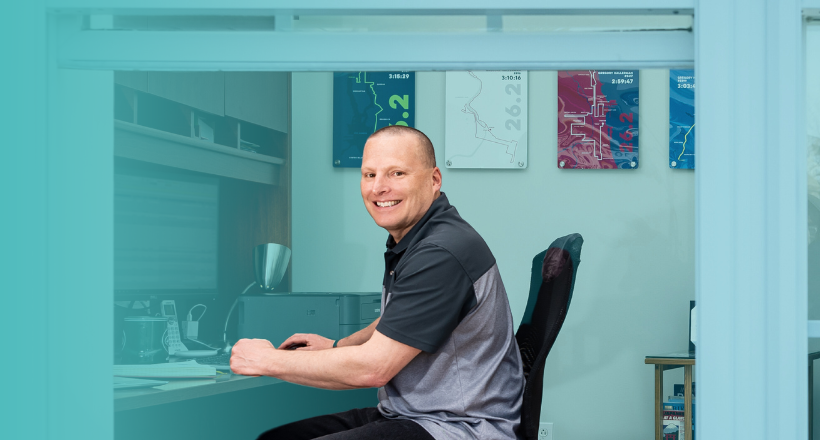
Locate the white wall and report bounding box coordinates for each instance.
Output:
[291,70,695,439]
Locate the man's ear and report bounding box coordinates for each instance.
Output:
[431,167,442,191]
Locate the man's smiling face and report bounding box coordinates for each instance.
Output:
[360,132,442,243]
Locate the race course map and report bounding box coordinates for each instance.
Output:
[557,70,639,169]
[669,69,695,169]
[332,71,415,168]
[445,71,528,169]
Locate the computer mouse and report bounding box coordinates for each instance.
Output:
[285,343,307,350]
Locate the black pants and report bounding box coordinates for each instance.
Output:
[257,407,435,440]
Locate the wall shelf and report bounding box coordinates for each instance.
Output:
[114,120,284,185]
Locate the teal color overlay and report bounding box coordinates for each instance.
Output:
[1,15,695,438]
[1,2,49,439]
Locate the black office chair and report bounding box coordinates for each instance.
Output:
[515,233,583,440]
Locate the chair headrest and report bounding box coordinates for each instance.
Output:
[520,233,583,326]
[547,233,583,307]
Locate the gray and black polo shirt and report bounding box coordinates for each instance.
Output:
[376,193,524,440]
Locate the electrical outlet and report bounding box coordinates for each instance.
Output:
[538,422,554,440]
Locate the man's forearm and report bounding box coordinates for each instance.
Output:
[336,317,379,347]
[263,345,382,390]
[263,327,418,390]
[231,330,421,390]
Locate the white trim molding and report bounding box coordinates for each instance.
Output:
[57,27,694,71]
[46,0,695,15]
[696,1,807,440]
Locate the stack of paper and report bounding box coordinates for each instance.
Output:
[114,360,216,378]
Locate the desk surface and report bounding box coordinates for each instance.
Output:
[646,350,820,365]
[645,352,695,366]
[115,374,283,412]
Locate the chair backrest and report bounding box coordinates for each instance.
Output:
[515,233,583,440]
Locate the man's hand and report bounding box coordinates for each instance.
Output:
[278,333,334,351]
[230,338,276,376]
[228,330,420,389]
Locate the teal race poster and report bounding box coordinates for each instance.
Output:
[669,69,695,169]
[333,72,415,168]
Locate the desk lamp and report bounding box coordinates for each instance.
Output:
[222,243,291,354]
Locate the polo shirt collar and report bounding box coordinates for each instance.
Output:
[385,192,450,254]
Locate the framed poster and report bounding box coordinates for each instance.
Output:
[444,71,528,169]
[332,71,415,168]
[557,70,639,169]
[669,69,695,169]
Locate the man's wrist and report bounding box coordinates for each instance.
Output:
[262,346,280,377]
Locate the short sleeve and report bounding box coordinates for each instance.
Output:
[376,244,477,353]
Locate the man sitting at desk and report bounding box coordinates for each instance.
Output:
[231,126,524,440]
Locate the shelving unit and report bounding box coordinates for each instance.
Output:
[114,81,286,185]
[114,120,284,185]
[112,72,293,341]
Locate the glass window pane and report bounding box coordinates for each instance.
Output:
[807,24,820,321]
[807,20,820,440]
[110,14,696,440]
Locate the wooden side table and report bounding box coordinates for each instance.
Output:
[645,353,695,440]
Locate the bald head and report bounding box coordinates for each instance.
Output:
[367,126,436,169]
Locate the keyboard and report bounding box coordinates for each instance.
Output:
[194,353,232,371]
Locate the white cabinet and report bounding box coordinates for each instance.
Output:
[147,72,225,116]
[115,71,289,133]
[225,72,289,133]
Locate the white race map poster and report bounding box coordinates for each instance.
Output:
[445,71,528,169]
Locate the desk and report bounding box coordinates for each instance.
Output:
[115,374,282,412]
[114,375,378,440]
[645,352,694,440]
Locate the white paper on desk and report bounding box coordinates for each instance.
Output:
[114,360,216,378]
[153,379,216,391]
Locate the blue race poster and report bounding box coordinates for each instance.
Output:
[333,72,415,168]
[669,70,695,169]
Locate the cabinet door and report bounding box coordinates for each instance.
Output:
[225,72,289,133]
[148,71,225,116]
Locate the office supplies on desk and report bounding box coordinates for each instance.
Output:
[222,243,291,355]
[160,300,188,355]
[182,303,207,340]
[161,300,216,357]
[114,360,216,378]
[122,316,168,364]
